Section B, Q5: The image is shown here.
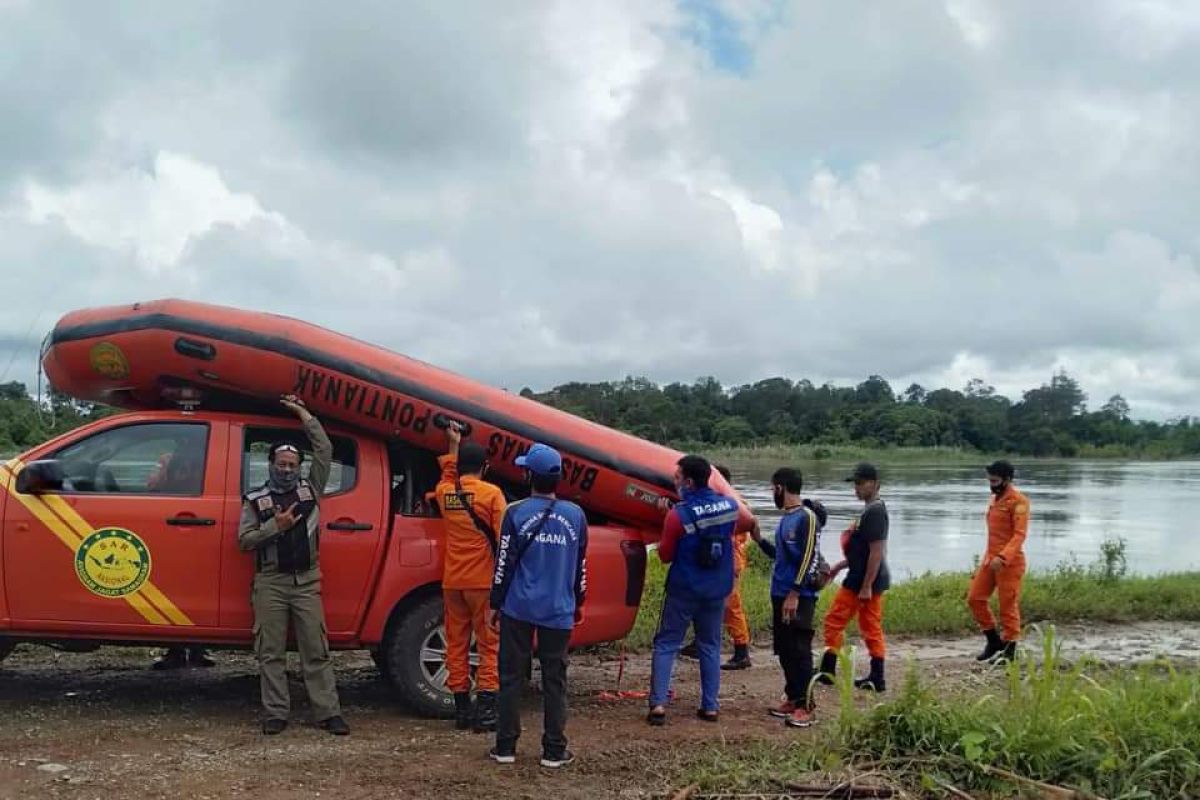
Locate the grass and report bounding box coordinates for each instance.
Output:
[676,628,1200,798]
[625,540,1200,650]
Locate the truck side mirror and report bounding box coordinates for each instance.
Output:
[15,460,65,494]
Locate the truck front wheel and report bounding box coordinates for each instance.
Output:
[382,596,480,719]
[0,637,14,664]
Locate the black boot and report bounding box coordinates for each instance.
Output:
[815,650,837,686]
[152,647,188,671]
[472,691,497,733]
[453,692,472,730]
[854,657,886,692]
[976,629,1004,662]
[991,641,1018,665]
[679,640,699,659]
[188,647,216,667]
[721,644,752,671]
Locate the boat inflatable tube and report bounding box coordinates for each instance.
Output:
[43,299,750,531]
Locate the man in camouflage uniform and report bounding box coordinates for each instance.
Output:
[238,395,349,736]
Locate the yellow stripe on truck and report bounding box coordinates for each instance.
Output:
[40,492,195,626]
[0,460,191,627]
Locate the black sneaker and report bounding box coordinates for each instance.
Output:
[262,718,288,735]
[317,715,350,735]
[489,747,516,765]
[540,750,575,769]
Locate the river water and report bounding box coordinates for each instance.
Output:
[725,459,1200,580]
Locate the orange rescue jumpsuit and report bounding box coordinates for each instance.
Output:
[435,455,507,694]
[967,486,1030,642]
[723,531,751,647]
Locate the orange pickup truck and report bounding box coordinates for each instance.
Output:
[0,409,648,717]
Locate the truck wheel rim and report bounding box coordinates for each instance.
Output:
[419,625,481,691]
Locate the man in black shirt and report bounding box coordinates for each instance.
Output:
[816,462,890,692]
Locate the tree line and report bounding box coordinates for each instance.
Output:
[0,382,111,453]
[522,372,1200,458]
[2,372,1197,459]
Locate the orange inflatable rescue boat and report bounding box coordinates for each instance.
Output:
[43,299,749,530]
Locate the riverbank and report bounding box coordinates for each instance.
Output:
[625,547,1200,650]
[691,443,997,468]
[2,622,1196,799]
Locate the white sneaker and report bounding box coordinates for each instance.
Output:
[540,750,575,768]
[489,747,515,765]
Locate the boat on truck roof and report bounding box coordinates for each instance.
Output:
[40,298,747,528]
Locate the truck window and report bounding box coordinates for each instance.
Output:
[241,426,358,496]
[387,443,441,517]
[50,422,210,495]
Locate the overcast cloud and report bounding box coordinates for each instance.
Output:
[1,0,1198,418]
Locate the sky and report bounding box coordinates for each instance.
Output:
[1,0,1198,419]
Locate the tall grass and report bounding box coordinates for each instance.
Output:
[846,629,1200,797]
[678,628,1200,798]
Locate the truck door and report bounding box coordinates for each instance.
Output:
[2,419,228,631]
[220,422,387,638]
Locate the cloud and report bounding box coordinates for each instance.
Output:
[0,0,1197,420]
[25,152,274,272]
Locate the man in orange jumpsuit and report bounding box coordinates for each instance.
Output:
[968,460,1029,664]
[436,422,507,731]
[679,465,753,670]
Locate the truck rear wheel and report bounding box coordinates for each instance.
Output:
[382,596,480,719]
[0,638,14,663]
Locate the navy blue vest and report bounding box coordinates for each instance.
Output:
[666,487,737,601]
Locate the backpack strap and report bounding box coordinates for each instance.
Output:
[511,500,557,572]
[455,477,498,556]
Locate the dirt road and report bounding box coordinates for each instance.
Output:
[2,621,1196,800]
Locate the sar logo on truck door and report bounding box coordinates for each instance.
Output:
[74,528,152,598]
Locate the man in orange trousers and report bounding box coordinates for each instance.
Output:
[436,422,507,731]
[968,460,1030,664]
[817,462,890,692]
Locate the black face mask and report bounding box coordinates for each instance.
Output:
[990,480,1009,496]
[269,463,300,493]
[772,486,785,510]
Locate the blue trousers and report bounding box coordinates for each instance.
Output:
[649,592,726,712]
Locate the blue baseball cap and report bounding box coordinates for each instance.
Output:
[515,443,562,476]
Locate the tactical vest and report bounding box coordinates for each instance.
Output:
[245,479,319,574]
[666,487,737,601]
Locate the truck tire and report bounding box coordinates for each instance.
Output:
[0,638,14,663]
[382,595,470,719]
